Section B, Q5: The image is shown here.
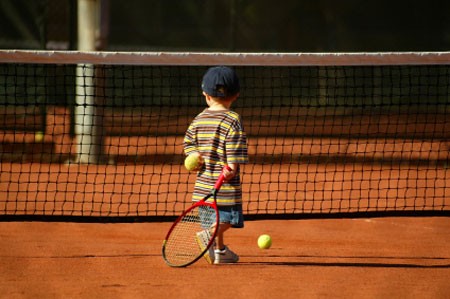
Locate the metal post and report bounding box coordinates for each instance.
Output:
[75,0,104,163]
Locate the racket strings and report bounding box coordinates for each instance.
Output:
[163,205,216,266]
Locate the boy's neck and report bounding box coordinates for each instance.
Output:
[207,102,231,110]
[206,96,233,110]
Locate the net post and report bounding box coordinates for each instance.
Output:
[75,65,106,164]
[75,0,105,164]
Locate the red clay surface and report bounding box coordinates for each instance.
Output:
[1,107,449,298]
[0,217,449,298]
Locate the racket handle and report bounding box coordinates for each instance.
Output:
[213,165,232,191]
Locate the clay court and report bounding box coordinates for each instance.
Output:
[1,161,449,298]
[1,112,449,298]
[1,217,449,298]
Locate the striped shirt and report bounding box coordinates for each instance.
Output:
[184,108,248,205]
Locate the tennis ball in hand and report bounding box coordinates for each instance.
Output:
[184,153,204,171]
[257,234,272,249]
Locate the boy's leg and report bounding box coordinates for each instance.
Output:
[215,223,232,250]
[214,222,239,264]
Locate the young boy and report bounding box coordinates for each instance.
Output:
[184,66,249,264]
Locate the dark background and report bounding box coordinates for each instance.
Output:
[0,0,449,52]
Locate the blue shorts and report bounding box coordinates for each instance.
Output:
[218,204,244,228]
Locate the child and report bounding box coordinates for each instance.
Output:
[184,66,249,264]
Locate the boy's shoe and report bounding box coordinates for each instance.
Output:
[213,246,239,264]
[196,230,215,264]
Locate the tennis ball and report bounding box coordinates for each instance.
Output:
[34,131,44,142]
[257,234,272,249]
[184,153,203,171]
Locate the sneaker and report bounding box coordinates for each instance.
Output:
[196,230,215,264]
[214,246,239,264]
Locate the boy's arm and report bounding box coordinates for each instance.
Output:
[183,125,198,155]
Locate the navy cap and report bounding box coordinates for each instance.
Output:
[201,66,240,97]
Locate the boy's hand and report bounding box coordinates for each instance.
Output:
[223,164,237,181]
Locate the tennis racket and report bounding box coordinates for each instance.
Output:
[162,165,231,267]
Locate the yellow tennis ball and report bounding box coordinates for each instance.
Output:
[258,234,272,249]
[34,131,44,142]
[184,153,203,171]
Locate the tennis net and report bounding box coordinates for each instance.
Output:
[0,50,449,220]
